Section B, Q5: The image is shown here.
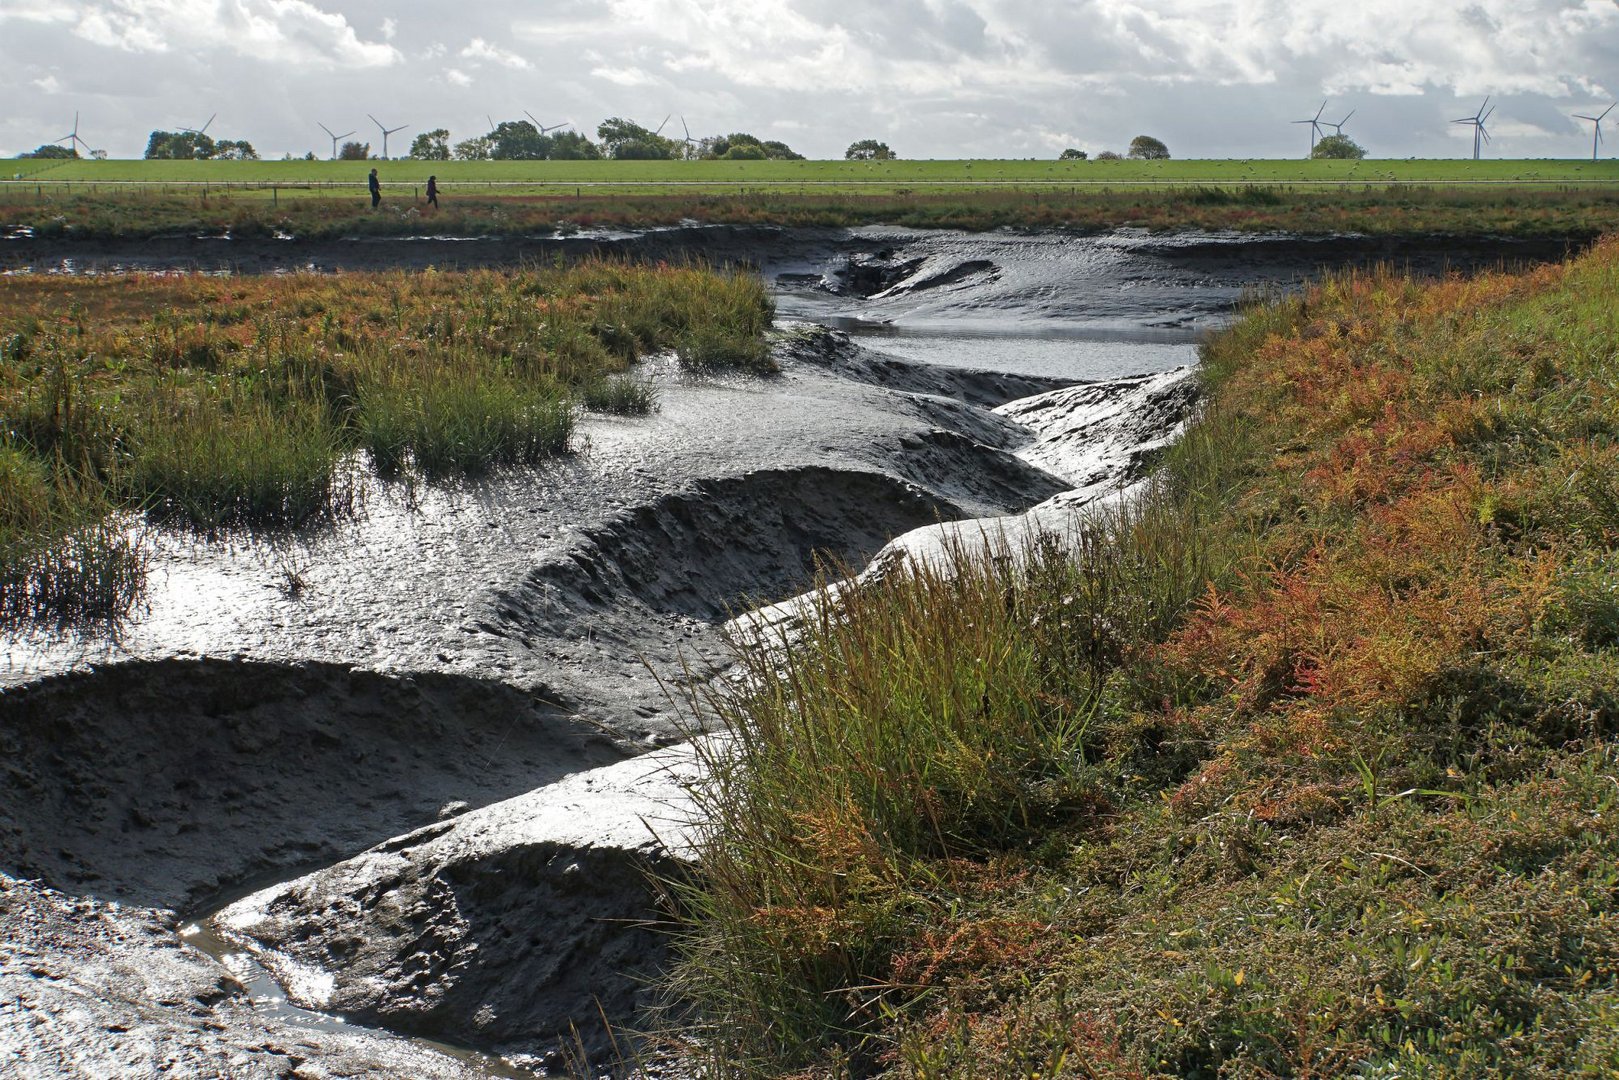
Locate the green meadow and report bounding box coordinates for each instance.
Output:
[8,156,1619,194]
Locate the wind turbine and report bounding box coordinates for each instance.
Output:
[55,112,93,156]
[318,122,355,160]
[179,113,216,136]
[367,114,408,159]
[1452,98,1494,160]
[1293,100,1327,156]
[653,114,672,136]
[1325,109,1356,138]
[524,111,571,134]
[1573,103,1616,162]
[678,116,696,159]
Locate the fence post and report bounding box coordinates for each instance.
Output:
[272,186,278,207]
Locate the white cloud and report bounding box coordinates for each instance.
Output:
[460,36,532,69]
[5,0,1619,159]
[589,64,660,87]
[32,74,61,93]
[29,0,400,68]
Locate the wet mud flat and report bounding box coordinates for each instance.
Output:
[0,227,1574,1076]
[0,326,1095,1075]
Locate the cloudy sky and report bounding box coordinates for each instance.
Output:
[4,0,1618,161]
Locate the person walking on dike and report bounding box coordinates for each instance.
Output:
[426,174,439,208]
[368,167,381,209]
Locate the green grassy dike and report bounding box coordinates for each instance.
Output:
[667,240,1619,1077]
[7,185,1619,241]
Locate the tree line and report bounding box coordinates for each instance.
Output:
[13,125,1367,164]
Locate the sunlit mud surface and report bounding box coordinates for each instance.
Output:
[0,226,1573,1076]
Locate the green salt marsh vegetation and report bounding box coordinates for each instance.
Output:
[0,261,773,624]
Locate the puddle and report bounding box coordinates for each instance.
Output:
[180,921,538,1078]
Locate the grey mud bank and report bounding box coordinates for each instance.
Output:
[0,227,1570,1077]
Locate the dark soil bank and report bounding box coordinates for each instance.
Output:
[1,222,1584,282]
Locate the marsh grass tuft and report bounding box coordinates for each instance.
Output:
[580,373,660,415]
[0,443,147,624]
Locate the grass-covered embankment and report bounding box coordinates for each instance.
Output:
[0,262,773,623]
[670,239,1619,1076]
[10,156,1619,187]
[6,185,1619,242]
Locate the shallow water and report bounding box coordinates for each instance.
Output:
[839,325,1195,381]
[180,920,538,1078]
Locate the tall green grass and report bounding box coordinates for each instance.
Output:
[0,443,146,623]
[669,462,1259,1072]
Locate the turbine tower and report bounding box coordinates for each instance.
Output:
[1453,98,1494,160]
[55,112,93,156]
[367,114,408,159]
[1573,103,1616,162]
[1293,100,1327,157]
[318,122,356,160]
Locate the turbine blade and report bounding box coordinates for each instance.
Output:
[1602,102,1617,121]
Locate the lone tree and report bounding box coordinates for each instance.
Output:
[488,120,549,160]
[1127,135,1170,160]
[144,130,215,159]
[212,139,258,160]
[1311,133,1366,160]
[702,132,804,160]
[544,131,601,160]
[338,140,370,161]
[18,145,78,159]
[845,139,895,161]
[409,128,451,160]
[453,135,491,161]
[596,117,678,160]
[1059,148,1088,160]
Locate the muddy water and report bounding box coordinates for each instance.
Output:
[177,920,535,1080]
[0,227,1575,1077]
